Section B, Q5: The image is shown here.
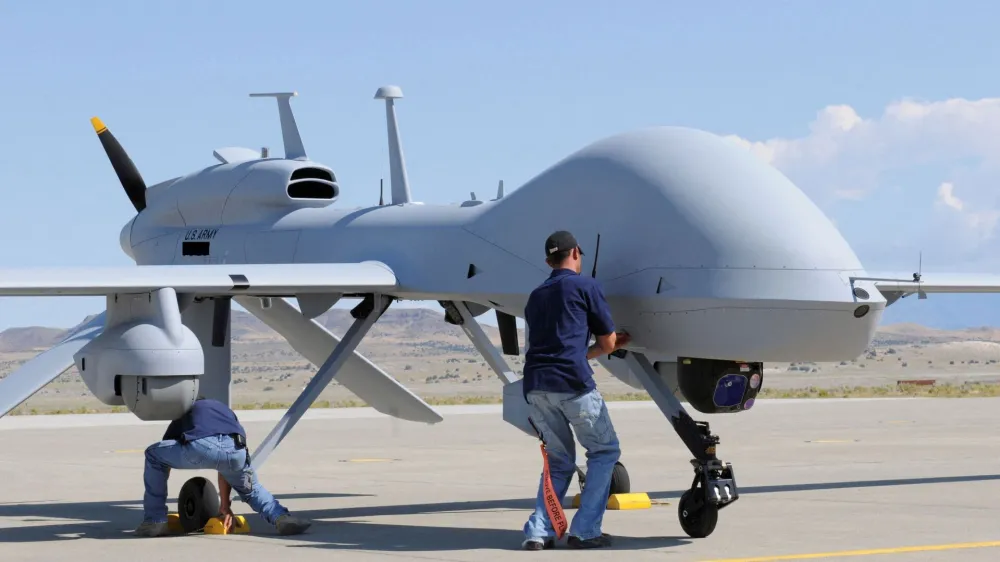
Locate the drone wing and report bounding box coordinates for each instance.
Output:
[0,261,397,419]
[0,262,396,296]
[871,273,1000,295]
[0,312,106,418]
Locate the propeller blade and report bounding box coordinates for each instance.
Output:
[90,117,147,212]
[0,311,106,418]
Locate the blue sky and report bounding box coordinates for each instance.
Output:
[1,1,1000,329]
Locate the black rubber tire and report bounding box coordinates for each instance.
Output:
[609,462,630,496]
[178,476,220,533]
[678,488,718,538]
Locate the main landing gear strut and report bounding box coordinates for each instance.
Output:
[623,351,739,538]
[187,293,392,514]
[249,293,392,468]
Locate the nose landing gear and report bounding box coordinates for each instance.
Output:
[678,453,738,537]
[623,352,752,538]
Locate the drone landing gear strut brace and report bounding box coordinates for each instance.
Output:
[250,293,392,467]
[175,293,392,532]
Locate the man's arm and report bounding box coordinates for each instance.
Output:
[587,333,617,359]
[218,472,232,504]
[586,282,619,358]
[217,473,234,531]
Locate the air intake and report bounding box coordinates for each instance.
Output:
[288,180,338,199]
[290,167,335,182]
[286,167,339,200]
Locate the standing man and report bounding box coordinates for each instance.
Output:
[134,397,312,537]
[520,230,630,550]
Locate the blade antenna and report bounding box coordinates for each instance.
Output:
[915,251,926,299]
[591,234,601,278]
[379,178,384,206]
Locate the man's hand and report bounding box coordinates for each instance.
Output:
[613,331,631,350]
[219,505,234,532]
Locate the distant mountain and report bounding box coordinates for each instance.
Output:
[0,306,512,353]
[1,304,998,354]
[878,293,1000,330]
[0,327,67,352]
[873,323,1000,345]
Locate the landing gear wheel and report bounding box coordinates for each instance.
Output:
[576,461,631,498]
[678,488,718,538]
[609,461,630,495]
[178,476,221,533]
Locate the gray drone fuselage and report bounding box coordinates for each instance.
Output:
[8,86,991,498]
[8,88,984,537]
[122,124,884,370]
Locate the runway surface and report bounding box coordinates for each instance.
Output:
[2,396,1000,561]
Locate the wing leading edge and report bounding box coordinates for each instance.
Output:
[0,262,397,296]
[860,272,1000,305]
[870,273,1000,294]
[0,312,107,418]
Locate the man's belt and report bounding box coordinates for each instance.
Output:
[230,433,247,450]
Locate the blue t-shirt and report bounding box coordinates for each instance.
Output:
[162,398,246,443]
[522,268,616,398]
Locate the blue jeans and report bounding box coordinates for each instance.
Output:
[142,434,289,525]
[523,388,621,541]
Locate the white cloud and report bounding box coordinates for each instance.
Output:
[935,181,1000,240]
[937,181,963,211]
[724,97,1000,267]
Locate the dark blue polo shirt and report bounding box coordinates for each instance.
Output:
[162,398,246,443]
[522,268,616,398]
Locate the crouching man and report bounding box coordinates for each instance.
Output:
[134,397,312,537]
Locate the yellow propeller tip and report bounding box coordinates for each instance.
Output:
[90,117,107,134]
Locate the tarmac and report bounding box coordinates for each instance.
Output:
[2,396,1000,561]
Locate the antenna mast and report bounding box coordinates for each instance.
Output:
[374,86,412,205]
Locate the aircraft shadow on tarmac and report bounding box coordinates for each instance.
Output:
[0,493,363,543]
[2,473,1000,550]
[287,522,691,552]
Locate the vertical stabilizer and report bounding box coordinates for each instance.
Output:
[249,92,307,160]
[374,86,412,204]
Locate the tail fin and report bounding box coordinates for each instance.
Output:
[249,92,306,160]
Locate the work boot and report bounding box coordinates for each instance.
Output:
[275,514,312,535]
[567,533,612,549]
[521,537,555,550]
[133,520,170,537]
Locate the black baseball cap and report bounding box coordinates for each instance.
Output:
[545,230,583,257]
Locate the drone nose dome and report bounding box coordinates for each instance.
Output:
[469,125,863,273]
